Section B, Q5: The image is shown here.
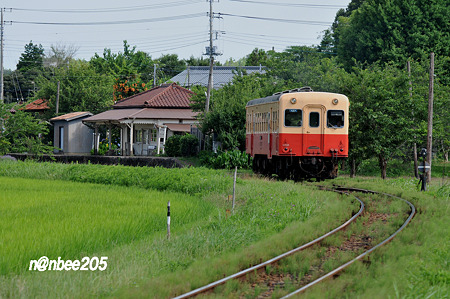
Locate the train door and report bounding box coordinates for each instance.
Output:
[268,110,272,158]
[302,105,325,155]
[251,111,255,156]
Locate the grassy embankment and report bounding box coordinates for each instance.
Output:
[0,160,355,298]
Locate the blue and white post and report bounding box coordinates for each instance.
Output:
[167,201,171,239]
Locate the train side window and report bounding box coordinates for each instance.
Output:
[309,112,320,128]
[284,109,302,127]
[327,110,344,128]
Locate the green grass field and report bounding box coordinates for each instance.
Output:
[0,160,448,298]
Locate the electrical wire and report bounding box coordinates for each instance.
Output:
[227,0,345,9]
[9,0,203,14]
[10,13,205,26]
[218,13,332,26]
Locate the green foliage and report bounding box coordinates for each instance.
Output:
[16,41,45,72]
[180,134,199,157]
[0,160,232,196]
[165,135,182,157]
[334,0,450,71]
[90,137,118,156]
[164,134,198,157]
[201,73,282,150]
[202,150,251,169]
[339,63,415,178]
[0,104,53,155]
[245,48,268,66]
[36,60,114,116]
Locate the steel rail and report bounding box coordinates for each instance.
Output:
[281,187,416,298]
[173,190,364,299]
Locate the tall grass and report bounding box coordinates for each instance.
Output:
[0,163,355,298]
[0,160,233,195]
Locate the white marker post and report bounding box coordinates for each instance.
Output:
[232,166,237,212]
[167,201,171,240]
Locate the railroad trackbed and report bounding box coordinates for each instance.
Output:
[174,187,415,298]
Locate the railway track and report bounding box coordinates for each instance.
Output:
[174,186,415,298]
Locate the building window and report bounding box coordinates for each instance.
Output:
[149,129,157,142]
[285,109,302,127]
[134,129,142,142]
[59,126,64,150]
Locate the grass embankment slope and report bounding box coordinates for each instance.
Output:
[305,175,449,298]
[0,160,354,298]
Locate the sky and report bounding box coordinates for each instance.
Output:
[1,0,350,71]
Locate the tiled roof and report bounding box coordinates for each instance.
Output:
[50,112,92,122]
[170,66,266,89]
[113,83,195,109]
[83,108,198,125]
[164,123,191,132]
[24,99,49,111]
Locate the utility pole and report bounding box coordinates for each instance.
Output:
[153,64,157,88]
[426,53,434,183]
[56,80,60,115]
[205,0,214,113]
[204,0,221,113]
[1,8,4,104]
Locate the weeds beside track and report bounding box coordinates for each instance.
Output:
[175,186,416,298]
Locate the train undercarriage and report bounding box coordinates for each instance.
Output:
[252,154,340,181]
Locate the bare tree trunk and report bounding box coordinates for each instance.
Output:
[413,143,419,178]
[379,155,387,179]
[350,158,356,178]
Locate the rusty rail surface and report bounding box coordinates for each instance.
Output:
[281,187,416,298]
[173,188,365,299]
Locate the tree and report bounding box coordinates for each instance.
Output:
[201,73,282,150]
[90,41,154,101]
[340,64,415,179]
[10,42,46,103]
[155,53,186,80]
[35,60,114,116]
[336,0,450,71]
[185,56,210,66]
[246,48,268,66]
[16,41,45,72]
[0,104,53,155]
[44,44,79,68]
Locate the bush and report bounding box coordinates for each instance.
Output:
[180,134,199,157]
[203,150,252,169]
[165,135,182,157]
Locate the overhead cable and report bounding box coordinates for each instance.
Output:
[228,0,345,9]
[218,13,331,26]
[9,0,203,13]
[11,13,205,26]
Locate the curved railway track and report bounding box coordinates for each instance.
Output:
[174,186,416,298]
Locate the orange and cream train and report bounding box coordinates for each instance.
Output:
[245,87,349,180]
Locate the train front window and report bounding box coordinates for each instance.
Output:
[309,112,320,127]
[284,109,302,127]
[327,110,344,128]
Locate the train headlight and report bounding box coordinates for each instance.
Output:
[332,98,339,105]
[290,98,297,104]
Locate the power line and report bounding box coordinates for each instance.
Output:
[9,0,203,14]
[228,0,345,9]
[218,13,332,26]
[10,13,205,26]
